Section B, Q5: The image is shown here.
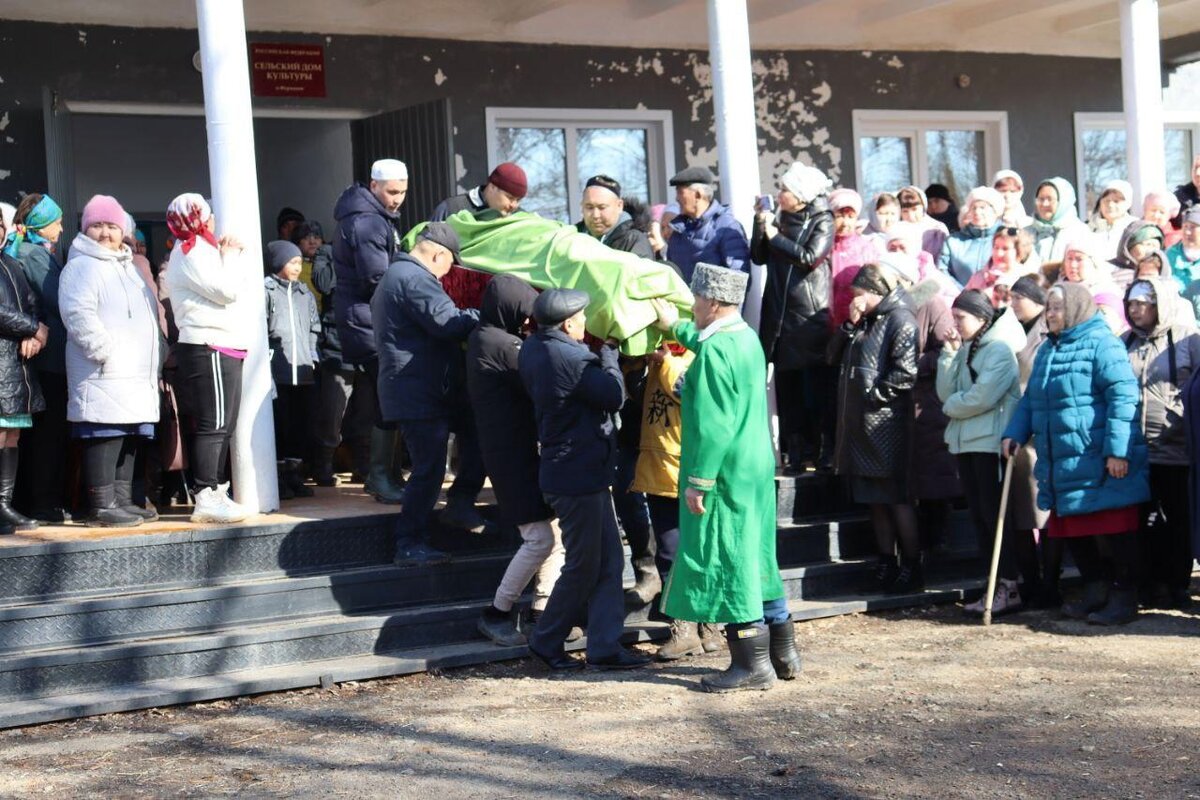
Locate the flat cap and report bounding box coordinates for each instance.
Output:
[690,262,747,306]
[669,165,717,186]
[416,221,462,265]
[533,288,590,326]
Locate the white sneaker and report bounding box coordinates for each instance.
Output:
[192,486,249,524]
[216,482,252,518]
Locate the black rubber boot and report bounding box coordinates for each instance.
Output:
[364,428,405,504]
[1086,587,1138,626]
[700,622,777,693]
[623,556,663,609]
[768,617,803,680]
[276,461,296,501]
[86,485,144,528]
[113,479,159,522]
[0,448,37,533]
[1062,581,1110,620]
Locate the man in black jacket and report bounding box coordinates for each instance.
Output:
[332,158,409,504]
[431,162,527,221]
[574,174,660,608]
[372,223,480,565]
[466,276,563,646]
[518,289,650,672]
[1173,154,1200,228]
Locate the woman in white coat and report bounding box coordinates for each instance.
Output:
[59,195,161,527]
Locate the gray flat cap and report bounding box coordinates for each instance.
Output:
[669,166,717,186]
[533,288,590,326]
[691,262,747,306]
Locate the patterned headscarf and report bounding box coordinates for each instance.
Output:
[3,194,62,258]
[166,193,219,255]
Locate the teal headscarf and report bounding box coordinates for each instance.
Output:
[1032,177,1079,230]
[3,195,62,258]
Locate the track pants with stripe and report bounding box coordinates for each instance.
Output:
[174,343,244,491]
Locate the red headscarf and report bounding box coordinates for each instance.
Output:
[166,193,220,255]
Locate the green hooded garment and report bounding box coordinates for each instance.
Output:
[659,315,785,623]
[403,210,693,356]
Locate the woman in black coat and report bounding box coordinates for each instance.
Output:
[754,172,836,472]
[466,275,562,647]
[831,263,922,592]
[0,251,47,535]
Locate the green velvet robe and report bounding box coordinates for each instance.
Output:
[660,315,785,623]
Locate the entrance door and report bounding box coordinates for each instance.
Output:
[42,87,79,247]
[351,99,456,233]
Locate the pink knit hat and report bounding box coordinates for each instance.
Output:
[81,194,128,232]
[828,188,863,215]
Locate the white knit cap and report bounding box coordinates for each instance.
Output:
[965,186,1005,217]
[991,169,1024,190]
[371,158,409,181]
[779,163,833,203]
[1100,179,1133,203]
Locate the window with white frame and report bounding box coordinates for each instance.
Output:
[1073,112,1199,214]
[485,108,675,223]
[851,110,1010,206]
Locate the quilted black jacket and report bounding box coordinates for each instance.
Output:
[833,287,919,478]
[0,252,45,417]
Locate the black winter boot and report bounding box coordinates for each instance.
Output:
[113,479,159,522]
[86,485,144,528]
[874,554,900,588]
[0,448,37,533]
[768,617,803,680]
[285,458,314,498]
[700,622,777,693]
[886,557,925,595]
[1086,587,1138,626]
[276,461,296,501]
[1062,581,1110,620]
[313,447,338,487]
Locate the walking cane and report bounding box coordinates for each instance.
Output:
[983,457,1016,626]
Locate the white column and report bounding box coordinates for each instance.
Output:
[196,0,279,513]
[1120,0,1165,212]
[706,0,764,328]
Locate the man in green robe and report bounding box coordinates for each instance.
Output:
[650,263,801,693]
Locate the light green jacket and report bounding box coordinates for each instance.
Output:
[936,308,1024,455]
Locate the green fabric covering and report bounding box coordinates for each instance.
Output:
[403,210,693,356]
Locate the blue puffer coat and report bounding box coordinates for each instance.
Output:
[667,201,750,283]
[1003,313,1150,516]
[938,222,1001,288]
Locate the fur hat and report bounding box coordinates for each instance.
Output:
[690,263,748,305]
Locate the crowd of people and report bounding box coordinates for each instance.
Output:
[1,147,1198,690]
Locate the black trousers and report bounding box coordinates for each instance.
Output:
[273,384,314,462]
[957,452,1019,581]
[173,344,243,491]
[531,491,625,661]
[16,370,69,514]
[1142,464,1194,593]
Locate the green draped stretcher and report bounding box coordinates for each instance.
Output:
[403,210,694,356]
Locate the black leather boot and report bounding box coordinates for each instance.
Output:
[701,622,777,693]
[769,617,803,679]
[113,479,159,522]
[887,557,925,594]
[313,446,337,487]
[0,448,37,533]
[1062,581,1110,620]
[86,485,144,528]
[1087,587,1138,626]
[285,458,314,498]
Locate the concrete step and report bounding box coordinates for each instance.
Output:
[0,578,991,730]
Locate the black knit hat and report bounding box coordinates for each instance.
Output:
[1009,275,1047,306]
[952,289,995,323]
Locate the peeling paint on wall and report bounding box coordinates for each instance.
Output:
[0,112,8,131]
[886,55,904,69]
[434,68,447,86]
[811,81,831,107]
[454,153,467,194]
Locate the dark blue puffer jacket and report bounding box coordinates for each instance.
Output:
[666,201,750,283]
[332,184,402,365]
[519,329,624,496]
[1004,313,1150,515]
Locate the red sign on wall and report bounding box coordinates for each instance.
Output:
[250,43,326,98]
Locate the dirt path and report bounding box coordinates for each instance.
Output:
[2,602,1198,799]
